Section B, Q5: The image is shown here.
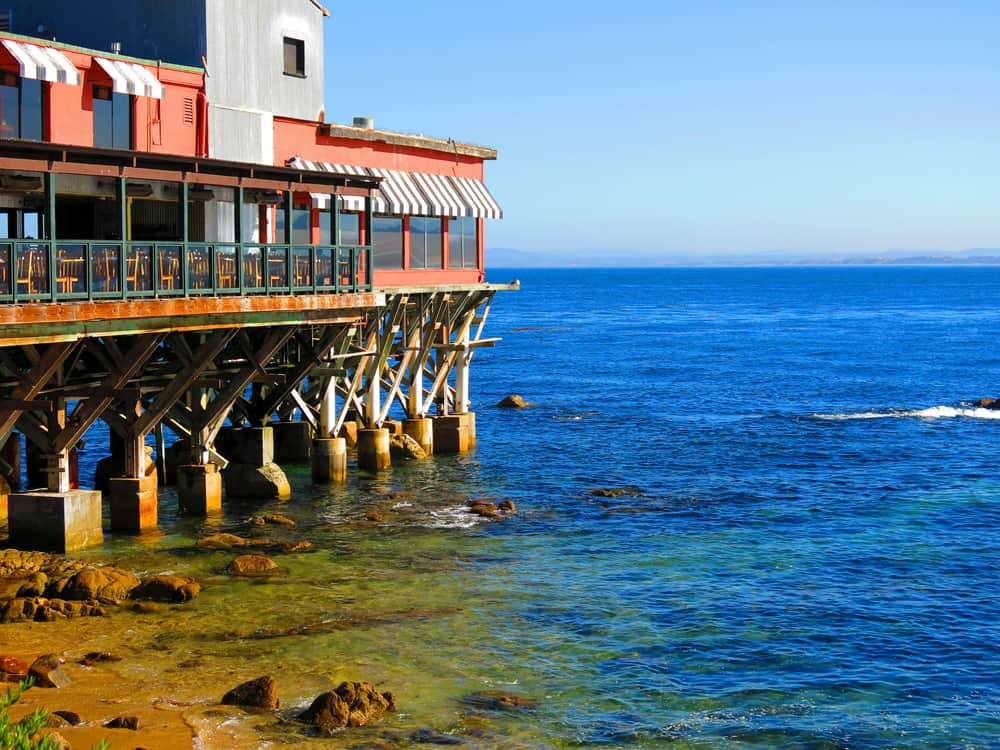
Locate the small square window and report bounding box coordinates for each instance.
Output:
[283,37,305,77]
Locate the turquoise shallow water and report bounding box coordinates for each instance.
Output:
[18,267,1000,747]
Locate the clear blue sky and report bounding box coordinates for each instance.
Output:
[323,1,1000,258]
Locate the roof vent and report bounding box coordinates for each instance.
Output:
[352,116,374,130]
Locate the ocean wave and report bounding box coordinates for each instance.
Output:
[814,406,1000,421]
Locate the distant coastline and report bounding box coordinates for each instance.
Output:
[488,247,1000,268]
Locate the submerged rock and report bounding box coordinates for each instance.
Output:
[196,533,255,550]
[460,690,536,712]
[226,555,279,577]
[221,675,280,709]
[132,574,201,602]
[299,681,395,731]
[975,397,1000,409]
[589,486,644,498]
[49,566,141,604]
[251,513,296,527]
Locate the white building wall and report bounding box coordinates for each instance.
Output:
[204,0,324,164]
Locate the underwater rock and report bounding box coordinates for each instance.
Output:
[460,691,536,712]
[79,652,121,666]
[251,513,296,527]
[497,394,532,409]
[975,397,1000,409]
[221,675,280,709]
[497,499,516,513]
[299,681,395,731]
[132,574,202,602]
[589,486,644,498]
[226,555,279,577]
[196,533,256,549]
[29,654,70,688]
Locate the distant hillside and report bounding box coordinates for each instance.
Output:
[487,247,1000,268]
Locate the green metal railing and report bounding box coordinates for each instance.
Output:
[0,240,372,303]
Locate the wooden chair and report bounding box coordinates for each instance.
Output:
[159,252,179,290]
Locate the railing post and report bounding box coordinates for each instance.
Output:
[86,243,93,302]
[46,172,57,302]
[118,177,127,299]
[181,182,189,296]
[235,187,244,295]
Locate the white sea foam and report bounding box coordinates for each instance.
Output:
[815,406,1000,421]
[423,505,479,529]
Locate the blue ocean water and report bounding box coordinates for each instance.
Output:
[21,266,999,749]
[466,266,1000,748]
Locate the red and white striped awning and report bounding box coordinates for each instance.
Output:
[94,57,163,99]
[1,39,78,85]
[288,159,502,220]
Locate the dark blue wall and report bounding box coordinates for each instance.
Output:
[4,0,206,66]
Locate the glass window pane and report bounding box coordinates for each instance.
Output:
[283,38,304,76]
[20,78,42,141]
[112,92,131,149]
[409,216,427,268]
[425,217,442,269]
[93,95,113,148]
[339,212,359,245]
[317,211,331,245]
[373,216,402,270]
[293,207,311,245]
[0,83,18,138]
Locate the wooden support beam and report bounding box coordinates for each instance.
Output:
[0,342,77,445]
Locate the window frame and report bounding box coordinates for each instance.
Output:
[372,215,403,270]
[448,216,478,269]
[283,37,306,78]
[0,70,44,141]
[409,216,443,269]
[92,84,133,150]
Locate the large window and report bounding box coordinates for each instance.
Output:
[318,210,360,246]
[93,85,132,149]
[409,216,442,269]
[0,72,42,141]
[448,216,478,269]
[283,37,305,77]
[373,216,402,269]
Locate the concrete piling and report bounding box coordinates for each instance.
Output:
[357,428,391,470]
[177,464,223,515]
[403,418,434,455]
[312,437,347,482]
[433,413,476,454]
[108,474,158,534]
[8,490,104,552]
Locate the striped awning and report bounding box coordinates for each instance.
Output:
[94,57,163,99]
[451,176,503,220]
[1,39,79,85]
[289,159,502,220]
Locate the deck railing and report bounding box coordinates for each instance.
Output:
[0,240,372,303]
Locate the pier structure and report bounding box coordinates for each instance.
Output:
[0,1,512,551]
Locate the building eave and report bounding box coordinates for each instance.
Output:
[319,123,498,161]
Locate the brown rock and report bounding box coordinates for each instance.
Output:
[54,566,141,603]
[226,555,279,577]
[461,690,537,712]
[196,533,254,549]
[469,501,499,518]
[498,499,516,513]
[976,397,1000,409]
[223,462,291,500]
[80,652,121,666]
[278,541,314,553]
[589,486,644,498]
[132,575,202,602]
[221,675,280,710]
[0,597,38,623]
[0,655,28,681]
[497,394,533,409]
[104,715,140,729]
[256,513,295,526]
[389,434,427,460]
[32,731,69,749]
[44,713,71,728]
[29,654,70,688]
[52,711,81,726]
[299,681,395,731]
[131,601,163,614]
